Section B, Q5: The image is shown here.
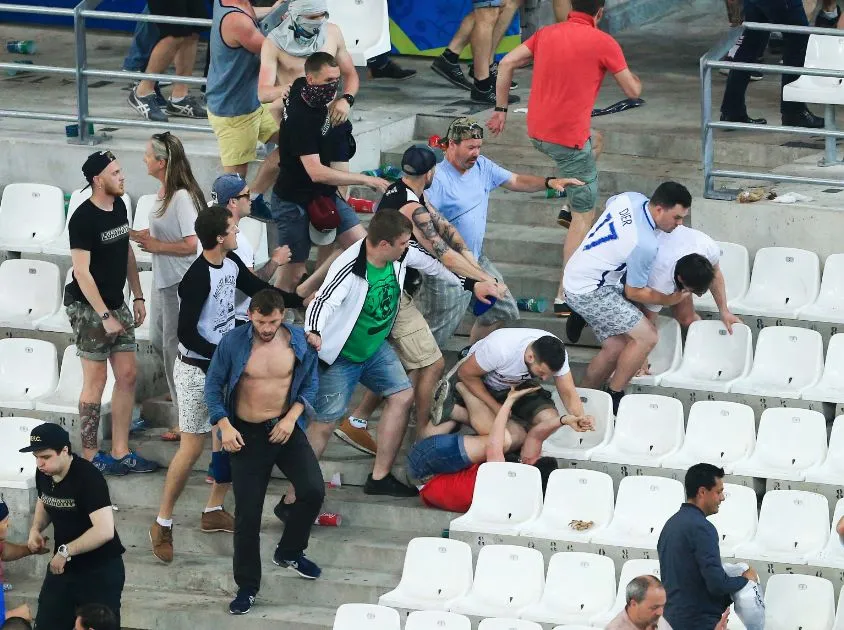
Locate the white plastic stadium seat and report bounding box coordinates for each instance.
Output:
[694,241,750,312]
[731,407,827,481]
[405,611,471,630]
[661,401,756,472]
[706,483,758,557]
[0,183,65,253]
[332,604,400,630]
[378,537,473,611]
[805,416,844,486]
[327,0,390,66]
[630,317,682,386]
[449,463,543,536]
[239,216,269,267]
[35,345,116,414]
[734,490,829,564]
[729,326,823,398]
[134,270,153,341]
[0,417,45,489]
[0,259,62,328]
[590,395,684,467]
[478,619,542,630]
[809,498,844,570]
[731,247,820,318]
[542,388,613,460]
[520,469,614,544]
[449,545,545,618]
[783,34,844,106]
[41,188,133,256]
[521,552,616,625]
[763,574,835,630]
[0,338,59,410]
[799,254,844,324]
[590,476,685,552]
[131,194,157,265]
[590,559,661,627]
[660,321,753,393]
[34,267,74,334]
[802,334,844,403]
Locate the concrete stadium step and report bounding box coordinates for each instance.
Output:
[455,309,602,349]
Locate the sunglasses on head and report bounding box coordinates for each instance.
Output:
[450,122,484,141]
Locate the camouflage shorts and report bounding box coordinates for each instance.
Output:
[67,301,137,361]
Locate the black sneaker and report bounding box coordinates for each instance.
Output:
[566,311,587,344]
[557,206,572,228]
[273,494,293,522]
[128,87,168,122]
[273,549,322,579]
[553,301,571,317]
[167,95,207,119]
[431,55,473,90]
[364,472,418,497]
[815,5,841,28]
[470,86,520,105]
[229,589,256,615]
[370,59,417,80]
[606,387,625,416]
[469,62,518,89]
[718,55,763,81]
[458,345,471,360]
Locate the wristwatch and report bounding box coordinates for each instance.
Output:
[57,544,71,561]
[341,93,355,107]
[544,177,555,190]
[100,311,110,321]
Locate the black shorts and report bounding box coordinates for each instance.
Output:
[149,0,209,39]
[489,384,556,428]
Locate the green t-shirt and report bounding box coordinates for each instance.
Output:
[341,260,400,363]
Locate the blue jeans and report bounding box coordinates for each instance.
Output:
[122,5,159,72]
[270,192,361,263]
[406,434,472,484]
[313,342,411,422]
[721,0,809,117]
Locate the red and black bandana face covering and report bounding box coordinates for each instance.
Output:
[301,80,339,108]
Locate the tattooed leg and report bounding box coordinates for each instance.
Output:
[79,401,102,458]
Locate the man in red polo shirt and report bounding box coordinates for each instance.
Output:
[488,0,641,318]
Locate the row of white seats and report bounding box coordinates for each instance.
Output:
[635,319,844,403]
[447,463,844,566]
[377,538,842,629]
[0,416,45,489]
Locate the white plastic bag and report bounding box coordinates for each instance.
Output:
[723,563,765,630]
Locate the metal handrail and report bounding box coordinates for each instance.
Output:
[0,1,213,143]
[701,21,844,200]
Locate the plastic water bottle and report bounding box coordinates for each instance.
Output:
[380,164,403,180]
[517,297,548,313]
[361,168,382,177]
[347,197,374,213]
[472,295,497,316]
[545,188,567,199]
[6,40,36,54]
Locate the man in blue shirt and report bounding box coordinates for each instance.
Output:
[657,463,759,630]
[418,116,583,347]
[205,288,322,616]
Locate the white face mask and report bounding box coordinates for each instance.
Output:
[292,14,326,40]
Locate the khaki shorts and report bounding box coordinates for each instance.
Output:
[67,301,136,361]
[208,104,277,167]
[390,292,442,371]
[531,136,599,213]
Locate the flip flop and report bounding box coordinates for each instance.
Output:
[160,430,181,442]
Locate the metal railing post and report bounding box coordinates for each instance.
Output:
[71,0,103,145]
[700,53,714,198]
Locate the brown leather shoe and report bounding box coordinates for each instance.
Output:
[201,509,235,533]
[333,417,377,455]
[150,521,173,563]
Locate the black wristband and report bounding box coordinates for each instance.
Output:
[545,177,554,190]
[133,297,145,302]
[342,93,355,107]
[494,106,508,112]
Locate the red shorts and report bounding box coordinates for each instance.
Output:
[419,464,481,513]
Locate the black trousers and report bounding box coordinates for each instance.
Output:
[230,419,325,593]
[35,554,125,629]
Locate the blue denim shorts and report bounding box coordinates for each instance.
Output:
[406,434,473,484]
[473,0,503,7]
[270,192,360,263]
[313,341,412,422]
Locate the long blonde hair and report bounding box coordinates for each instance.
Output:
[150,132,206,217]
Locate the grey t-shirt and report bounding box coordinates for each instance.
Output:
[149,189,198,289]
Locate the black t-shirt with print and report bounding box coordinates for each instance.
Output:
[35,455,124,572]
[66,198,130,310]
[378,180,426,295]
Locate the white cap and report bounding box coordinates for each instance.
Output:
[309,223,337,246]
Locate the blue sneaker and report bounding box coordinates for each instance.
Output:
[92,451,129,476]
[117,450,160,474]
[273,549,322,579]
[229,588,256,615]
[250,194,273,222]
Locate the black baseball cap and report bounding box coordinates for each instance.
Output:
[401,145,441,176]
[19,423,71,453]
[81,150,117,190]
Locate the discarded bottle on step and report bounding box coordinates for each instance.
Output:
[314,512,341,527]
[545,188,567,199]
[348,197,375,213]
[6,40,36,54]
[362,168,382,177]
[380,164,403,180]
[517,297,548,313]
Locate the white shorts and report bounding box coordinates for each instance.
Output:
[173,359,211,434]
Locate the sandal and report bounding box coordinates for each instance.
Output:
[160,430,181,442]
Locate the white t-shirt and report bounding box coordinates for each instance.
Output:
[195,232,254,320]
[468,328,570,391]
[645,225,721,313]
[149,189,198,290]
[563,192,659,295]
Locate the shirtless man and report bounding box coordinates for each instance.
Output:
[205,289,324,616]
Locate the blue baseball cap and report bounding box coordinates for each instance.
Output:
[210,174,248,207]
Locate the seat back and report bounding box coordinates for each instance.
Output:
[68,189,133,226]
[0,416,44,482]
[0,338,59,399]
[680,401,756,465]
[707,483,758,551]
[743,247,820,310]
[612,395,684,457]
[332,604,400,630]
[136,271,154,334]
[477,620,542,630]
[54,345,116,403]
[239,216,269,266]
[764,574,835,630]
[133,194,157,231]
[547,388,613,453]
[643,317,682,377]
[0,259,62,323]
[799,34,844,90]
[541,552,616,616]
[677,321,753,382]
[406,611,471,630]
[539,469,614,530]
[462,462,543,526]
[695,241,750,309]
[822,416,844,475]
[820,334,844,384]
[814,254,844,310]
[470,545,545,609]
[611,476,684,538]
[393,537,473,602]
[0,183,65,242]
[755,490,830,555]
[745,326,824,389]
[754,408,827,471]
[606,559,662,618]
[326,0,390,65]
